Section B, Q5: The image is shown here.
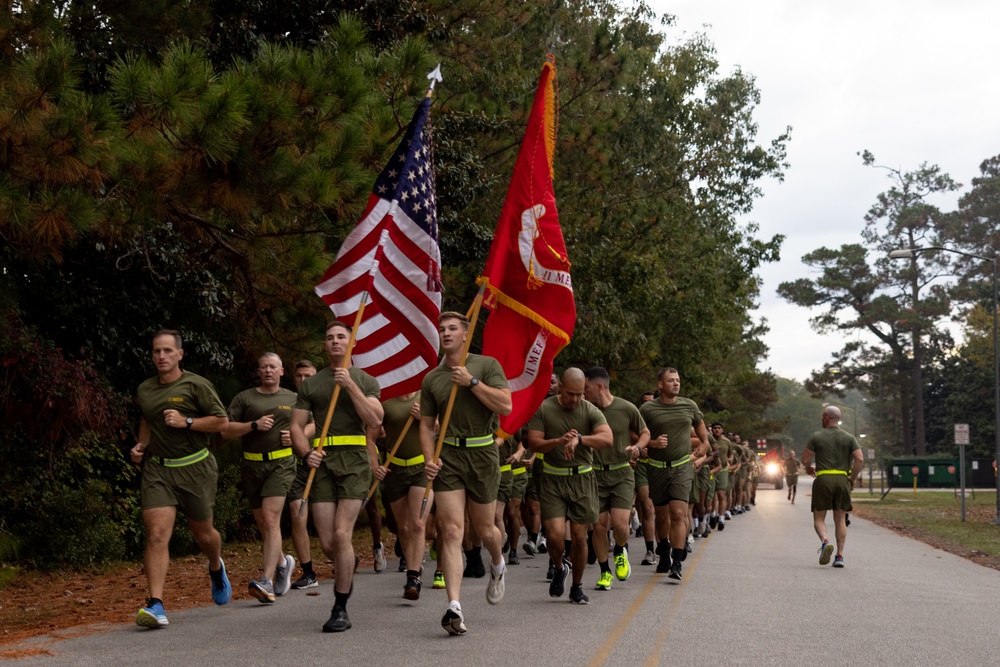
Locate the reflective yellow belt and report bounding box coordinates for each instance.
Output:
[542,462,593,476]
[390,454,425,467]
[443,434,494,448]
[638,457,649,464]
[499,464,512,473]
[647,454,692,469]
[512,466,527,475]
[595,461,631,472]
[313,435,366,447]
[151,448,210,468]
[816,470,848,476]
[243,448,293,462]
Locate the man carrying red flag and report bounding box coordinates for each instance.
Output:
[478,57,575,437]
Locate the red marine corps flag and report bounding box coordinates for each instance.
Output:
[314,67,444,399]
[478,57,575,436]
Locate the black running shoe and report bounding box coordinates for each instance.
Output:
[656,550,671,574]
[322,606,351,632]
[508,549,519,566]
[569,584,589,605]
[667,561,682,582]
[546,561,555,580]
[403,576,421,601]
[709,516,718,529]
[548,566,568,598]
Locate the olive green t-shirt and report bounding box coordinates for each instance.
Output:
[716,435,732,469]
[805,427,860,472]
[296,366,380,437]
[593,397,646,466]
[227,387,297,454]
[420,354,509,438]
[525,396,608,468]
[638,397,703,463]
[137,371,227,459]
[382,395,421,460]
[783,456,801,475]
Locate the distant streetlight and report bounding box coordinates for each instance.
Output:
[889,245,1000,524]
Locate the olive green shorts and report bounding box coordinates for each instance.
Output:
[648,462,694,507]
[688,473,700,504]
[540,471,599,524]
[596,466,635,512]
[287,459,310,502]
[141,454,218,521]
[309,447,372,503]
[715,470,729,493]
[705,473,717,496]
[240,456,296,509]
[634,460,649,489]
[526,458,544,500]
[786,475,799,487]
[510,468,528,501]
[497,469,514,504]
[811,474,853,512]
[382,463,427,505]
[433,444,500,506]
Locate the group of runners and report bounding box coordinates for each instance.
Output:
[129,313,860,636]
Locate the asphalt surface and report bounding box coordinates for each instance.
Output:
[9,477,1000,666]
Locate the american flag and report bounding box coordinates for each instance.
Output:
[314,92,442,399]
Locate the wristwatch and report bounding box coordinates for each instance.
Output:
[469,376,480,388]
[251,421,258,431]
[577,434,583,446]
[185,417,194,429]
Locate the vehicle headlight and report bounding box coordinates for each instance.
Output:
[766,463,780,476]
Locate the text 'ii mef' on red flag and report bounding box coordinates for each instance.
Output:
[478,58,575,436]
[315,88,443,400]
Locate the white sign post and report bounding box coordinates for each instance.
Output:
[955,424,969,521]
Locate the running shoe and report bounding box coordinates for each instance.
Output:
[569,585,589,605]
[549,565,568,598]
[135,599,168,628]
[522,539,537,557]
[373,544,387,573]
[630,512,641,535]
[743,505,751,512]
[274,554,294,596]
[429,541,437,561]
[441,603,466,635]
[508,548,519,566]
[700,522,711,539]
[291,572,318,589]
[709,516,718,529]
[537,536,547,554]
[486,565,506,605]
[685,535,693,553]
[322,605,351,633]
[833,555,845,568]
[403,575,422,600]
[724,511,731,520]
[210,559,232,605]
[595,570,613,590]
[433,570,446,589]
[667,561,682,582]
[546,561,556,580]
[717,520,725,531]
[819,540,834,566]
[249,576,276,604]
[615,548,631,581]
[846,514,851,527]
[398,556,407,573]
[641,550,657,566]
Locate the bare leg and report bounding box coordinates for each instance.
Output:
[142,507,177,600]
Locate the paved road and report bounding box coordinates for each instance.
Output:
[10,477,1000,666]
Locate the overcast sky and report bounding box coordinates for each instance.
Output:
[649,0,1000,381]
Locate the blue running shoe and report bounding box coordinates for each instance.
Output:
[210,559,232,605]
[819,541,834,566]
[833,555,845,568]
[135,600,168,628]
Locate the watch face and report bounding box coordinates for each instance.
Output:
[186,417,194,426]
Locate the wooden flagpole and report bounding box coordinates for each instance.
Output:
[419,283,487,518]
[362,414,415,508]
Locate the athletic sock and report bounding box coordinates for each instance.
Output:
[334,589,350,609]
[600,560,612,574]
[613,544,624,557]
[528,532,538,544]
[147,597,163,608]
[645,539,654,553]
[564,539,572,555]
[407,569,421,579]
[671,547,686,563]
[449,600,461,611]
[693,518,699,529]
[491,558,505,576]
[301,560,315,576]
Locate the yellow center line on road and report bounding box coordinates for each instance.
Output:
[586,542,707,667]
[642,546,706,667]
[586,572,661,667]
